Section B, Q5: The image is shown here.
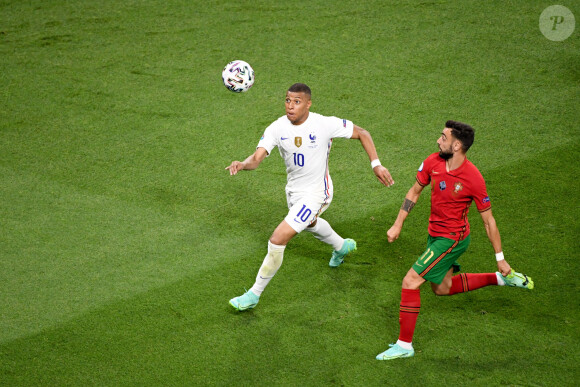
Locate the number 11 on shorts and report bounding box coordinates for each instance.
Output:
[419,248,434,265]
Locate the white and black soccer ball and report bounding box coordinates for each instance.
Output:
[221,60,254,93]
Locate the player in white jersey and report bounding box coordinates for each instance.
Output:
[226,83,394,311]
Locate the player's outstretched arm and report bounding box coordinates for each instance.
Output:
[387,181,424,243]
[226,147,268,176]
[350,125,394,187]
[480,209,511,276]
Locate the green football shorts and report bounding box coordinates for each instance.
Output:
[412,234,471,284]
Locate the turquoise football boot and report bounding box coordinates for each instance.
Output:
[329,238,357,267]
[229,290,260,311]
[376,343,415,360]
[501,270,534,289]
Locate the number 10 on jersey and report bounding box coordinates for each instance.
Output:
[293,153,304,167]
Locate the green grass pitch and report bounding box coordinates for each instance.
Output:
[1,0,578,385]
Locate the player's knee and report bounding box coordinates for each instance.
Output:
[269,231,293,246]
[432,287,450,296]
[431,282,452,296]
[401,269,423,290]
[269,235,286,245]
[402,276,419,290]
[270,221,298,245]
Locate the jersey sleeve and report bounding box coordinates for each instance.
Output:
[327,116,354,139]
[472,170,492,212]
[256,119,279,155]
[416,155,433,186]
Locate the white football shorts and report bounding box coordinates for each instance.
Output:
[284,192,332,233]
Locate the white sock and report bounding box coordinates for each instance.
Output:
[304,217,344,251]
[396,340,413,350]
[495,272,506,286]
[250,241,285,296]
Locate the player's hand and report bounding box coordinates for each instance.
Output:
[225,161,244,175]
[387,224,402,243]
[497,259,511,277]
[373,165,394,187]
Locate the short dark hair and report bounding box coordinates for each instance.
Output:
[288,83,311,96]
[445,120,474,152]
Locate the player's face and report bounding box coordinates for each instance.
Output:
[437,128,456,160]
[285,91,312,125]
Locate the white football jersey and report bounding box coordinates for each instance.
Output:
[257,112,354,197]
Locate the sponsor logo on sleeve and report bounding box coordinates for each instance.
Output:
[343,119,347,127]
[482,196,490,204]
[418,162,424,172]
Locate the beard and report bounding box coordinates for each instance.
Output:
[439,150,453,160]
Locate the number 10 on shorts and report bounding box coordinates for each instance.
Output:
[295,204,312,223]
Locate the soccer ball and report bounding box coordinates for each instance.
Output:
[221,60,254,93]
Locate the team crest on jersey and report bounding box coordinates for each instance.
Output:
[295,137,302,147]
[308,133,318,149]
[454,182,463,193]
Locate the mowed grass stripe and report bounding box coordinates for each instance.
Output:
[0,162,267,343]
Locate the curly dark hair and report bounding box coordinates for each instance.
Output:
[446,120,475,152]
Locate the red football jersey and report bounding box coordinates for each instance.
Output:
[416,152,491,240]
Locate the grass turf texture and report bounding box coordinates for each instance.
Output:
[1,0,578,385]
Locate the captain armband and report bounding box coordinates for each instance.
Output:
[401,198,416,213]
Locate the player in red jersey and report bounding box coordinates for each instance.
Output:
[376,120,534,361]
